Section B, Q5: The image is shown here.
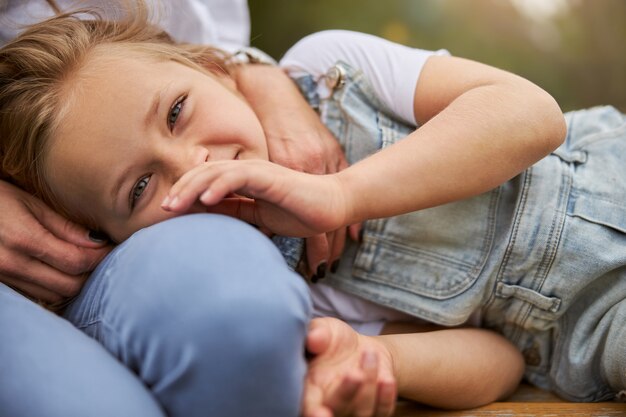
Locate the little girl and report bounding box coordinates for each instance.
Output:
[1,1,624,416]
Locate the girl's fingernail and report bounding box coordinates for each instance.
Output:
[200,190,212,203]
[161,196,171,207]
[169,196,179,208]
[88,230,108,243]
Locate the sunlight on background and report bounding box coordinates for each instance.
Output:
[510,0,569,20]
[249,0,626,112]
[509,0,568,52]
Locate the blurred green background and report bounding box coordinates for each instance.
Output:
[249,0,625,112]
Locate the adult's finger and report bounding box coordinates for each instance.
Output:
[0,249,88,298]
[305,234,329,281]
[349,223,362,242]
[9,226,110,277]
[0,274,64,305]
[27,197,109,249]
[328,227,347,272]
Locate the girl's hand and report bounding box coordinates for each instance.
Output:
[162,160,349,238]
[302,318,397,417]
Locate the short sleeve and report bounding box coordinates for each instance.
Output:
[280,30,449,125]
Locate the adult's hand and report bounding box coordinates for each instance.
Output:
[233,64,360,279]
[0,180,111,304]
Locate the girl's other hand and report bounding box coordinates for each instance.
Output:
[302,317,397,417]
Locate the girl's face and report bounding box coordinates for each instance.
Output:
[45,50,268,242]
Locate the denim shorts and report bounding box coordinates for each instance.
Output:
[482,106,626,401]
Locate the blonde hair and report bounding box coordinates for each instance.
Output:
[0,0,232,223]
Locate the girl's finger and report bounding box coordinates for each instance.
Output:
[203,197,261,226]
[324,372,363,416]
[164,163,243,211]
[301,381,333,417]
[374,379,398,417]
[306,320,332,357]
[352,350,380,417]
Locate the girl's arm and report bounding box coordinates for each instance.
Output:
[338,54,566,224]
[164,53,566,236]
[163,56,565,236]
[378,325,524,408]
[302,318,524,416]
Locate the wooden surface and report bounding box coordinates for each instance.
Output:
[392,384,626,416]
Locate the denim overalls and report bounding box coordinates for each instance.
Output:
[274,61,626,401]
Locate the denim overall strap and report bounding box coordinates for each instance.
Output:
[291,62,503,326]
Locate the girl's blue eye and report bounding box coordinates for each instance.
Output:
[130,175,151,209]
[168,95,187,131]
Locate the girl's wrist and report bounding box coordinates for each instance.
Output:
[333,170,360,227]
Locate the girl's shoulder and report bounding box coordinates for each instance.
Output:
[280,30,448,125]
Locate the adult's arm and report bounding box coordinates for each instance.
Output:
[233,63,355,278]
[0,180,111,304]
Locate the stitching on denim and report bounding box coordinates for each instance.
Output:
[530,161,571,313]
[493,168,532,343]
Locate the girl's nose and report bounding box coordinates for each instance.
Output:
[192,146,209,167]
[161,145,208,183]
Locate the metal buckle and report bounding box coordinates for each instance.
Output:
[325,65,346,90]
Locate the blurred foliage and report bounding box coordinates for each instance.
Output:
[249,0,626,112]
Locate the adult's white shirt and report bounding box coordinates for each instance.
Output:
[0,0,250,51]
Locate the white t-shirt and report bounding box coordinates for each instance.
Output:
[281,31,469,335]
[281,30,449,126]
[0,0,249,51]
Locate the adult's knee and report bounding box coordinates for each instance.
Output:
[107,214,311,334]
[67,214,311,417]
[1,284,164,417]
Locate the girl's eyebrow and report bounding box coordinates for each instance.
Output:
[144,89,162,129]
[144,82,173,129]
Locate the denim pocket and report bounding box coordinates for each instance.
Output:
[352,188,500,300]
[560,106,626,234]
